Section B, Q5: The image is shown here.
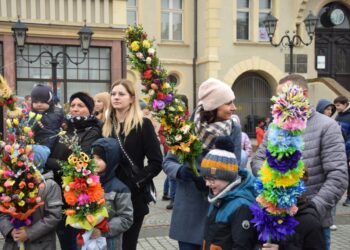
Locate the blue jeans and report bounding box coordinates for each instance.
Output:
[178,241,201,250]
[323,227,330,250]
[163,176,177,199]
[240,149,248,169]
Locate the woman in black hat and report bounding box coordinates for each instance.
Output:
[45,91,102,250]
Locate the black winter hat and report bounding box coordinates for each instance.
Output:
[31,84,53,104]
[92,146,107,164]
[69,92,95,115]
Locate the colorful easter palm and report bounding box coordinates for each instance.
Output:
[250,83,311,241]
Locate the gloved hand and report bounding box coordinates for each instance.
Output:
[193,176,208,192]
[176,166,195,181]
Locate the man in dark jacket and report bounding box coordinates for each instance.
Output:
[334,95,350,206]
[251,74,348,250]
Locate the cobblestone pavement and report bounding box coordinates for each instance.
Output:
[0,166,350,249]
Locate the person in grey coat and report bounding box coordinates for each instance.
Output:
[251,74,348,250]
[92,137,133,250]
[163,78,242,250]
[0,171,63,250]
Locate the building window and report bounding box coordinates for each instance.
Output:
[16,44,111,103]
[285,54,307,73]
[168,73,179,86]
[259,0,271,41]
[161,0,183,41]
[237,0,250,40]
[127,0,137,25]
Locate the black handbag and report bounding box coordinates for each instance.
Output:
[116,135,157,204]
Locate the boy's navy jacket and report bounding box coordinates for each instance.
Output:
[203,169,258,250]
[335,105,350,157]
[31,110,64,149]
[92,138,133,249]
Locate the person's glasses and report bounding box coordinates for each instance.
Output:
[204,176,216,184]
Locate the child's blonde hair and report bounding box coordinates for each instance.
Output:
[94,92,110,123]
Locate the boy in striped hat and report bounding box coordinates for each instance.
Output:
[201,136,259,250]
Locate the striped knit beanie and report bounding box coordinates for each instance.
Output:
[200,136,238,182]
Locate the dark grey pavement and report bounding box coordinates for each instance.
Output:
[0,169,349,249]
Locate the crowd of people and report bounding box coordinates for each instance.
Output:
[0,73,348,250]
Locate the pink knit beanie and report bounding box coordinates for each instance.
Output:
[198,78,235,111]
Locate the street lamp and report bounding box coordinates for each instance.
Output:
[263,12,319,74]
[11,18,93,96]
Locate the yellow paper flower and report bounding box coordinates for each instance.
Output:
[180,142,190,153]
[19,192,25,200]
[23,127,31,133]
[260,163,273,184]
[142,40,151,49]
[7,108,22,118]
[6,119,12,128]
[18,200,25,207]
[29,189,38,198]
[35,114,43,121]
[28,111,36,119]
[13,118,19,126]
[130,41,140,51]
[80,152,90,163]
[275,170,304,187]
[68,155,79,165]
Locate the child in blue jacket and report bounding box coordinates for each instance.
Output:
[201,137,258,250]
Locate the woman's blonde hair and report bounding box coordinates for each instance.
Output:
[102,79,143,137]
[94,92,110,123]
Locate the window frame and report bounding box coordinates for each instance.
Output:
[15,44,111,103]
[161,0,183,41]
[258,0,272,42]
[127,0,138,25]
[236,0,251,41]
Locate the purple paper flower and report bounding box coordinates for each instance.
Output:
[250,203,299,241]
[165,94,173,103]
[157,100,165,109]
[153,79,161,85]
[266,150,301,173]
[77,193,90,206]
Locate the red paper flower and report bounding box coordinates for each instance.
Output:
[157,92,166,101]
[143,70,153,79]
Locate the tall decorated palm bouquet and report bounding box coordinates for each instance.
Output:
[0,75,45,249]
[58,131,109,249]
[125,25,202,175]
[250,83,311,242]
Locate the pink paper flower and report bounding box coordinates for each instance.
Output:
[77,193,90,205]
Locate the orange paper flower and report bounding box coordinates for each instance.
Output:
[87,184,104,202]
[86,214,95,224]
[64,191,78,206]
[66,209,76,216]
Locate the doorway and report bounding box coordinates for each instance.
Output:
[233,72,272,138]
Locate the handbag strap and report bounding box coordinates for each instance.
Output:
[116,135,136,168]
